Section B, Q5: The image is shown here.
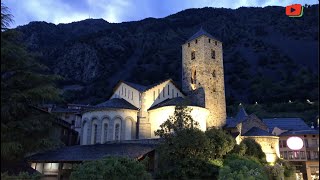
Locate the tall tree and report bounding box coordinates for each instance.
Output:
[1,3,63,162]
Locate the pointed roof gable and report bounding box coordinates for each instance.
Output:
[235,106,248,121]
[186,27,219,43]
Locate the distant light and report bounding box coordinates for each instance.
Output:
[287,136,303,150]
[239,103,242,106]
[307,99,314,105]
[255,102,258,105]
[288,100,292,103]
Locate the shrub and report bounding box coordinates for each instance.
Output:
[70,157,151,180]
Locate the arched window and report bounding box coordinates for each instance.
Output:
[114,123,120,141]
[91,119,98,144]
[191,70,196,84]
[101,118,110,143]
[92,124,97,144]
[103,123,108,143]
[82,121,88,145]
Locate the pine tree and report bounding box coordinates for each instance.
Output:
[1,3,63,161]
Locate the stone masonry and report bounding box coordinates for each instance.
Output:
[182,34,226,128]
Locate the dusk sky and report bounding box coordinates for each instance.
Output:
[4,0,318,28]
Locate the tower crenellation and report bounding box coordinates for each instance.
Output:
[182,28,226,128]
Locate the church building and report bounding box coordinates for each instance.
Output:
[79,28,227,145]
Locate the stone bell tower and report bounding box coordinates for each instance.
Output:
[182,28,226,128]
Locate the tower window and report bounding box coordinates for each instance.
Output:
[195,39,198,44]
[191,70,196,84]
[215,41,217,45]
[212,70,216,78]
[191,51,195,60]
[158,89,160,99]
[153,91,155,101]
[209,39,211,43]
[168,85,170,95]
[211,50,216,59]
[125,88,126,97]
[132,92,133,100]
[188,43,190,47]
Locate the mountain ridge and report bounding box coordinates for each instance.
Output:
[13,4,319,104]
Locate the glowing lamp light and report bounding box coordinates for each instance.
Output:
[287,136,303,150]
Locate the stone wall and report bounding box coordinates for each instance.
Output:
[240,136,280,163]
[181,35,226,128]
[148,105,209,138]
[81,109,138,145]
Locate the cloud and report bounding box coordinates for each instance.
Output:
[2,0,319,27]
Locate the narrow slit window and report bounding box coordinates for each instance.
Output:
[153,91,155,101]
[212,70,216,78]
[158,89,160,99]
[168,85,170,95]
[195,39,198,44]
[188,43,190,47]
[209,39,211,43]
[132,92,133,100]
[211,50,216,59]
[191,70,196,84]
[215,41,217,45]
[191,51,195,60]
[125,88,126,97]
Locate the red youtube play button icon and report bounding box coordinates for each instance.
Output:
[286,4,303,17]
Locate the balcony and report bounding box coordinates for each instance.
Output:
[306,144,319,150]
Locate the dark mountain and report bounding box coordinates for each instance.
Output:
[14,5,319,105]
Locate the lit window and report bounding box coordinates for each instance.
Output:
[191,70,196,84]
[288,151,294,159]
[191,51,195,60]
[300,151,306,159]
[283,151,288,159]
[211,50,216,59]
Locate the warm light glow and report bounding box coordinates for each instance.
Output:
[287,136,303,150]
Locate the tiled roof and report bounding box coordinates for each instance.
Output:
[94,98,138,110]
[225,107,249,128]
[243,127,274,136]
[51,107,80,113]
[26,143,156,162]
[148,97,198,110]
[262,118,311,131]
[123,81,148,92]
[187,27,220,43]
[279,129,319,136]
[235,107,248,121]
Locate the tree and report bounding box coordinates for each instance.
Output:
[155,105,219,179]
[1,3,13,31]
[205,128,236,159]
[70,157,151,180]
[219,154,268,180]
[154,105,199,138]
[240,138,266,162]
[1,3,63,162]
[156,128,219,179]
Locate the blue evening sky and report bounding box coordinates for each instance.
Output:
[3,0,318,28]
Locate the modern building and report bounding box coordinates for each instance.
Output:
[263,118,319,180]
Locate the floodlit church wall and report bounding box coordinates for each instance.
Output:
[110,83,140,108]
[138,80,185,139]
[148,106,209,138]
[80,109,138,145]
[240,136,280,164]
